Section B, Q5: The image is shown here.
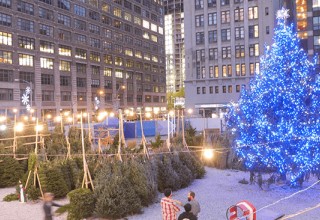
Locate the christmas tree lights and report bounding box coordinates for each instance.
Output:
[226,8,320,186]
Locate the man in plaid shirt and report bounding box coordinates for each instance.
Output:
[161,188,182,220]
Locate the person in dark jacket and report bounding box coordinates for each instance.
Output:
[178,203,197,220]
[43,193,61,220]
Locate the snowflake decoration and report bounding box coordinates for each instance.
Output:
[26,104,31,111]
[25,86,31,95]
[21,93,30,105]
[276,8,289,20]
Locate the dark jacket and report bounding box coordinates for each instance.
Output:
[43,202,61,220]
[178,212,197,220]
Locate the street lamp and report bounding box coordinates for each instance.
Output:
[14,79,33,112]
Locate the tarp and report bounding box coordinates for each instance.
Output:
[124,122,135,138]
[136,121,156,137]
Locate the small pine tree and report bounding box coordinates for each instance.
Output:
[0,157,24,187]
[157,155,181,191]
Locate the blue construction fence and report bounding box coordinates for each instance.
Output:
[93,117,169,140]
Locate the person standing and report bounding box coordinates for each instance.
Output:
[187,191,200,217]
[161,188,181,220]
[178,203,197,220]
[43,192,61,220]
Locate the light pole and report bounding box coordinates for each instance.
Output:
[14,79,33,112]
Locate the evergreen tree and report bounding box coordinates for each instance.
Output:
[227,8,320,186]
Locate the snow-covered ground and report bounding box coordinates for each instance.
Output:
[1,167,320,220]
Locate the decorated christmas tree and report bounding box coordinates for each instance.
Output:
[227,8,320,186]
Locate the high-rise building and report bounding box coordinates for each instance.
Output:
[184,0,282,117]
[0,0,166,118]
[164,0,185,92]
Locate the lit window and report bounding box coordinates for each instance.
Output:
[248,6,258,19]
[40,40,54,53]
[0,32,12,45]
[59,60,71,71]
[40,57,53,69]
[59,45,71,56]
[0,50,12,64]
[19,54,33,66]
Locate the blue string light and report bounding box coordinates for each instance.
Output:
[226,8,320,186]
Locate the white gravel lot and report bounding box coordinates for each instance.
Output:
[1,167,320,220]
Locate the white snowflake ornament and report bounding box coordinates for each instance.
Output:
[276,8,289,20]
[21,94,30,105]
[25,86,31,95]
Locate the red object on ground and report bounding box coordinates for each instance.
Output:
[228,200,256,220]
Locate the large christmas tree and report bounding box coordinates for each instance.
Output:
[227,8,320,186]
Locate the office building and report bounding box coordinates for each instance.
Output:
[0,0,166,118]
[184,0,282,117]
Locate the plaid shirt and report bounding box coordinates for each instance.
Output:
[161,197,180,220]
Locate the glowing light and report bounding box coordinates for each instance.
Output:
[67,117,73,123]
[0,116,6,122]
[46,114,52,119]
[15,122,24,132]
[35,124,44,132]
[109,112,115,117]
[55,116,62,122]
[0,124,6,131]
[145,112,152,118]
[203,149,214,160]
[187,109,193,114]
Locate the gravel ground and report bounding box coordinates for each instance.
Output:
[1,167,320,220]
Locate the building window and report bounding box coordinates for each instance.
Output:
[209,86,213,94]
[221,0,229,6]
[39,7,54,20]
[89,23,100,35]
[40,40,54,53]
[197,87,200,94]
[209,66,214,78]
[0,69,12,82]
[17,18,33,32]
[249,44,259,57]
[221,11,230,23]
[42,90,54,101]
[201,67,206,78]
[58,0,70,11]
[76,63,86,74]
[208,0,216,8]
[209,48,218,60]
[77,77,86,87]
[40,57,53,69]
[17,1,34,15]
[104,55,113,65]
[58,29,71,41]
[234,8,244,22]
[215,86,219,93]
[104,80,112,89]
[75,48,86,59]
[0,0,11,8]
[59,60,71,71]
[89,38,100,48]
[248,6,258,19]
[18,36,34,50]
[266,26,270,34]
[214,66,219,78]
[235,27,244,39]
[195,0,204,9]
[58,14,71,27]
[39,24,53,36]
[223,86,226,93]
[59,45,71,56]
[235,45,245,58]
[0,88,13,100]
[0,13,11,27]
[196,32,204,45]
[208,30,217,43]
[89,10,100,21]
[91,65,99,75]
[77,92,86,101]
[222,47,231,59]
[75,19,86,31]
[41,74,54,85]
[103,68,112,77]
[61,91,71,101]
[18,54,33,66]
[74,34,86,44]
[90,52,100,62]
[115,57,123,66]
[208,12,217,25]
[195,15,204,27]
[236,85,240,92]
[202,87,206,94]
[0,51,12,64]
[249,25,259,38]
[91,79,100,88]
[74,5,86,17]
[0,31,12,45]
[241,64,246,76]
[228,85,232,93]
[60,76,71,86]
[221,29,231,41]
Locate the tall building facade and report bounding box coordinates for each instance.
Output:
[284,0,320,69]
[0,0,166,118]
[184,0,281,117]
[164,0,185,92]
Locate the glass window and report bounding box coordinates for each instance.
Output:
[249,25,259,38]
[58,0,70,11]
[40,57,54,69]
[90,52,100,62]
[18,36,35,50]
[59,45,71,56]
[17,19,35,33]
[58,14,71,27]
[221,11,230,23]
[221,0,229,6]
[89,10,99,20]
[235,45,245,58]
[74,5,86,17]
[195,0,204,9]
[89,23,100,35]
[0,69,13,82]
[60,76,71,86]
[248,6,258,19]
[59,60,71,71]
[42,90,54,101]
[235,27,244,40]
[196,87,200,94]
[234,8,244,22]
[208,13,217,25]
[17,0,34,15]
[0,88,13,100]
[249,44,259,56]
[19,54,33,66]
[91,65,99,75]
[40,40,54,53]
[41,74,54,85]
[39,7,54,20]
[0,32,12,45]
[58,29,71,41]
[208,0,216,7]
[76,63,86,74]
[0,50,12,64]
[104,67,112,77]
[75,19,86,31]
[39,24,53,36]
[222,47,231,59]
[74,34,86,44]
[196,32,204,45]
[0,0,11,8]
[195,15,204,27]
[0,12,11,26]
[75,48,87,59]
[88,0,98,7]
[39,0,52,4]
[89,38,100,48]
[221,29,231,41]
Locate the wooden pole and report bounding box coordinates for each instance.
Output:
[139,110,149,159]
[13,114,16,158]
[181,110,189,150]
[117,109,123,162]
